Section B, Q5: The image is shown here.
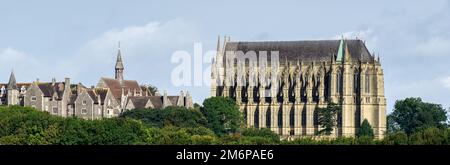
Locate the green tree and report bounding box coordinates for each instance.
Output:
[316,102,341,135]
[382,132,408,145]
[357,119,375,138]
[391,97,447,134]
[142,84,158,95]
[120,106,207,128]
[201,97,243,136]
[387,114,401,134]
[240,128,280,145]
[409,127,449,145]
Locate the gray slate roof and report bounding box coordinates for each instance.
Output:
[224,39,374,63]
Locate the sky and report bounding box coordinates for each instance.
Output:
[1,0,450,113]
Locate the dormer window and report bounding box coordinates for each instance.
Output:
[0,86,5,95]
[82,100,87,105]
[20,86,26,93]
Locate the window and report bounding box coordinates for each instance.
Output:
[21,86,26,93]
[82,100,87,105]
[31,96,37,101]
[336,73,341,94]
[353,73,359,94]
[81,108,87,114]
[52,107,58,114]
[365,74,370,93]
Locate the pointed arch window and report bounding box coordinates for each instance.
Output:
[336,72,342,95]
[365,73,370,94]
[354,71,359,94]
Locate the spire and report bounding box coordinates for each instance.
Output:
[344,40,352,63]
[115,42,124,69]
[336,38,344,63]
[377,54,380,63]
[7,70,17,90]
[217,35,221,52]
[115,42,124,81]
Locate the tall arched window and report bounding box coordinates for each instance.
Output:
[365,72,370,93]
[354,71,359,94]
[336,72,341,95]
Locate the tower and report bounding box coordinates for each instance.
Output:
[115,42,124,82]
[7,71,19,105]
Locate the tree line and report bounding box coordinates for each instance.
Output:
[0,97,448,145]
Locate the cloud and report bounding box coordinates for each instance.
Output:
[60,19,199,80]
[333,29,378,53]
[55,19,210,103]
[416,37,450,56]
[439,76,450,89]
[0,47,43,82]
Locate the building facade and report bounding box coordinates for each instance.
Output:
[2,44,193,120]
[211,36,386,139]
[0,72,29,106]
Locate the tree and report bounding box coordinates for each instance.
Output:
[409,127,449,145]
[142,84,158,96]
[358,119,375,138]
[120,106,207,128]
[381,131,408,145]
[391,97,447,134]
[387,114,401,134]
[201,97,243,136]
[316,102,341,135]
[0,106,147,145]
[240,128,280,145]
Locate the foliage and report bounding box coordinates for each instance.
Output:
[144,126,218,145]
[239,128,280,145]
[381,131,409,145]
[201,97,243,136]
[316,102,341,135]
[0,105,146,145]
[387,114,401,134]
[144,84,158,96]
[358,119,375,138]
[2,96,449,145]
[121,106,207,128]
[408,127,449,145]
[390,97,447,134]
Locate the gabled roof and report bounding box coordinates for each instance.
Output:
[86,90,98,104]
[69,94,77,105]
[95,89,108,103]
[168,96,179,105]
[7,71,17,90]
[223,39,374,63]
[37,82,66,98]
[99,77,141,100]
[148,96,163,109]
[128,97,151,109]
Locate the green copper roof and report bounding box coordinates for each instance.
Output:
[336,39,344,62]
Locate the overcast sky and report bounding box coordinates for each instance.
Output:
[1,0,450,113]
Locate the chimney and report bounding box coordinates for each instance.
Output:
[162,90,169,108]
[64,78,70,91]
